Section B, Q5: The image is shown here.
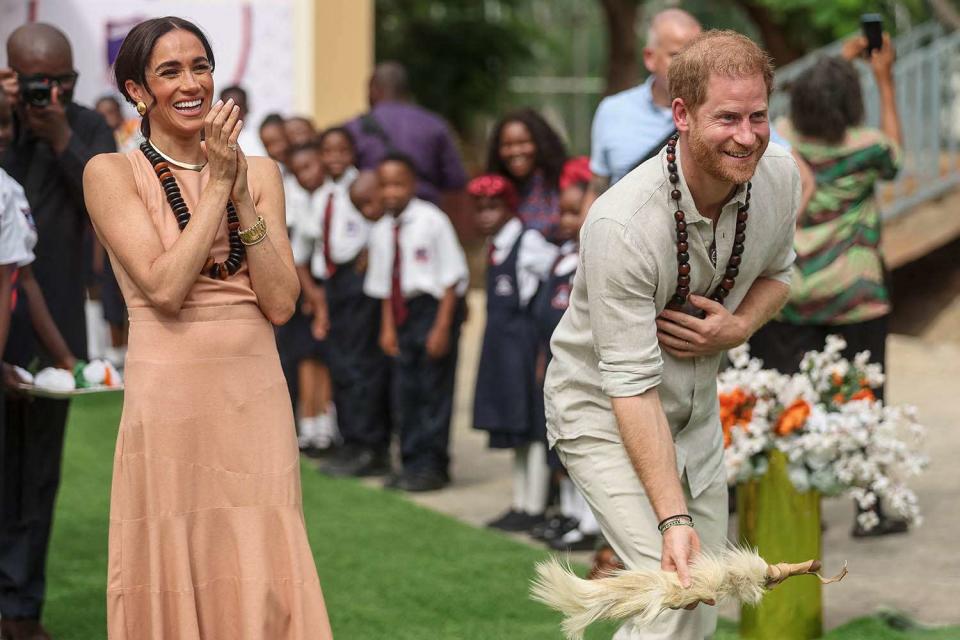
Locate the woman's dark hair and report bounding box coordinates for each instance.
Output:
[486,108,567,190]
[113,17,215,136]
[790,56,864,145]
[318,126,356,153]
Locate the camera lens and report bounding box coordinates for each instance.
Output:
[20,78,52,107]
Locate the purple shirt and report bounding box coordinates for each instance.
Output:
[345,101,468,205]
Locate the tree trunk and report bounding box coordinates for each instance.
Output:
[599,0,641,95]
[733,0,804,66]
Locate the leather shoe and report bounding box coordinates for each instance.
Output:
[391,469,448,492]
[321,448,391,477]
[1,618,52,640]
[588,545,625,580]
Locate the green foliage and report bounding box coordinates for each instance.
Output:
[735,0,931,47]
[375,0,540,133]
[40,393,960,639]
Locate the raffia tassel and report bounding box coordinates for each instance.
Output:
[530,546,847,640]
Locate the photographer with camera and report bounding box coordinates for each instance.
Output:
[0,23,114,640]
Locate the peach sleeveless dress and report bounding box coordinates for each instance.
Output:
[105,150,333,639]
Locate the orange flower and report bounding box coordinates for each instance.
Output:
[831,372,844,386]
[774,399,810,437]
[850,388,875,402]
[832,392,846,405]
[719,388,754,448]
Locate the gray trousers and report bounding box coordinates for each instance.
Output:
[555,435,728,640]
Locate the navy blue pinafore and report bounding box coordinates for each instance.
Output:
[533,254,576,366]
[473,234,544,449]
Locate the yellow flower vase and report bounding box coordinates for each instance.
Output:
[737,449,823,639]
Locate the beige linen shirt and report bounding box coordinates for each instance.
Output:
[544,142,800,498]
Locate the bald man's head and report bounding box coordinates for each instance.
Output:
[7,23,73,73]
[369,61,409,107]
[643,9,702,89]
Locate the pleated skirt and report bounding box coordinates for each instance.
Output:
[107,303,333,640]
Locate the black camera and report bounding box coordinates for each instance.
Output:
[18,72,77,107]
[20,75,54,107]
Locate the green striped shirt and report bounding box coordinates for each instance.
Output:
[777,120,900,325]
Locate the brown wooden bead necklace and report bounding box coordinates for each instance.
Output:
[140,141,245,279]
[665,133,750,311]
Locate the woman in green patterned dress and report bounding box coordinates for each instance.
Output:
[749,33,905,536]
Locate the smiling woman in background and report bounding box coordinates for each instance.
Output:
[486,108,568,242]
[82,16,333,639]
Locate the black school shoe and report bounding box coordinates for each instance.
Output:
[487,510,545,532]
[852,517,909,538]
[320,446,391,477]
[387,469,449,492]
[530,515,580,541]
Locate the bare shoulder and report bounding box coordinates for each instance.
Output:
[83,153,138,212]
[247,156,282,185]
[84,152,133,183]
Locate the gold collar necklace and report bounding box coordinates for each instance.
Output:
[146,139,207,172]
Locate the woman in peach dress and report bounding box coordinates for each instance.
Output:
[83,17,332,639]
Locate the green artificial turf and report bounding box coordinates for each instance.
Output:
[42,394,959,639]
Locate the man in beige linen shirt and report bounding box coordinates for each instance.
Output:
[544,31,801,640]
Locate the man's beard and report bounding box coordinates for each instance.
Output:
[687,123,767,185]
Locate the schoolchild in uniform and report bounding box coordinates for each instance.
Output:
[469,174,558,532]
[261,114,313,416]
[286,140,337,454]
[294,129,392,477]
[531,157,601,550]
[0,167,77,387]
[364,153,468,492]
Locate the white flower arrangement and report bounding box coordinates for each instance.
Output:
[719,337,927,530]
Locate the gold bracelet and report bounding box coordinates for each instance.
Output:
[238,216,267,246]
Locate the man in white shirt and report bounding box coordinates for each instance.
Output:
[364,153,468,492]
[545,31,800,639]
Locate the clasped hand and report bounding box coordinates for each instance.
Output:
[202,99,248,202]
[656,294,748,359]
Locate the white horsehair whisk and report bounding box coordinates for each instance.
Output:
[530,546,847,640]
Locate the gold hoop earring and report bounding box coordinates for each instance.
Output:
[136,101,147,116]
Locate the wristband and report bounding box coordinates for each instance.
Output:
[658,514,694,534]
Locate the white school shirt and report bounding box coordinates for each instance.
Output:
[488,217,558,308]
[0,169,36,268]
[364,198,468,300]
[282,168,309,233]
[553,240,579,277]
[291,167,369,279]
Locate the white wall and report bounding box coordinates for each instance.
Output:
[0,0,298,131]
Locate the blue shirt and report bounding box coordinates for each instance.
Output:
[590,76,791,185]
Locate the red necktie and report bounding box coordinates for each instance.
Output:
[390,222,408,326]
[322,192,336,277]
[487,242,496,265]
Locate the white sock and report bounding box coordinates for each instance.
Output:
[559,477,578,519]
[297,416,317,448]
[573,487,601,535]
[326,402,341,445]
[312,413,333,448]
[512,446,529,512]
[524,441,550,516]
